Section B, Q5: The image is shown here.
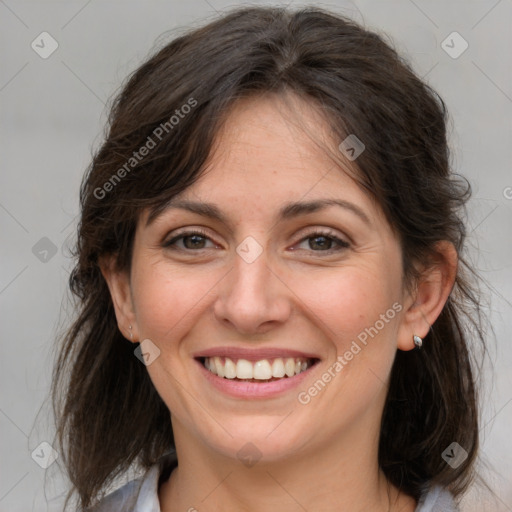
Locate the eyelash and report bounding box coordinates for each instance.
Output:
[162,229,350,254]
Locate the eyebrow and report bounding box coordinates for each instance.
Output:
[147,198,371,227]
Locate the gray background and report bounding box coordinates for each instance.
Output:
[1,0,511,510]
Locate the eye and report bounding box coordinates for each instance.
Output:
[293,230,350,253]
[162,229,217,250]
[162,229,350,254]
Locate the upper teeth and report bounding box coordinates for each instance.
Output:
[204,357,312,380]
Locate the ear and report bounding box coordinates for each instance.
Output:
[397,241,458,351]
[100,255,138,343]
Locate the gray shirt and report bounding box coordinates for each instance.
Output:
[87,452,458,511]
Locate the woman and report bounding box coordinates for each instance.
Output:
[52,6,485,511]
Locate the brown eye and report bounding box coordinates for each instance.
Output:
[182,234,208,249]
[308,235,334,251]
[163,230,216,250]
[294,231,350,253]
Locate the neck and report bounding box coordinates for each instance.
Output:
[158,420,417,512]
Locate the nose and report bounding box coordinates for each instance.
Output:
[213,247,292,335]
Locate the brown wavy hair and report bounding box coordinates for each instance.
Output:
[51,6,486,510]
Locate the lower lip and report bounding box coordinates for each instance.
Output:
[196,359,319,399]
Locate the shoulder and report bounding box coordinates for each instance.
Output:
[86,478,142,512]
[415,484,459,512]
[85,451,177,512]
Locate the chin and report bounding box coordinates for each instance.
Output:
[198,419,310,465]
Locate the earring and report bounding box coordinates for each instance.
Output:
[413,334,423,349]
[128,325,133,340]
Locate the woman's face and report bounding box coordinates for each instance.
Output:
[116,94,418,463]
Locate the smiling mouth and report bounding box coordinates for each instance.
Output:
[197,356,320,382]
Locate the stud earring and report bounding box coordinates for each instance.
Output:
[128,325,133,340]
[413,334,423,349]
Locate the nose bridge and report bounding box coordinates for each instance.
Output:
[232,248,271,296]
[213,244,290,333]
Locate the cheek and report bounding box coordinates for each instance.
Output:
[129,261,221,413]
[293,264,401,344]
[286,267,402,441]
[130,258,219,344]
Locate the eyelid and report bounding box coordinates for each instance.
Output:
[162,227,219,249]
[293,224,349,241]
[162,227,351,252]
[291,228,351,251]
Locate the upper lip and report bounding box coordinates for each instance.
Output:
[193,347,321,362]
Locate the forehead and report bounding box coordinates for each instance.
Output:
[181,94,367,202]
[207,92,341,175]
[140,93,388,232]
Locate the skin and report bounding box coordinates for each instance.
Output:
[102,93,457,512]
